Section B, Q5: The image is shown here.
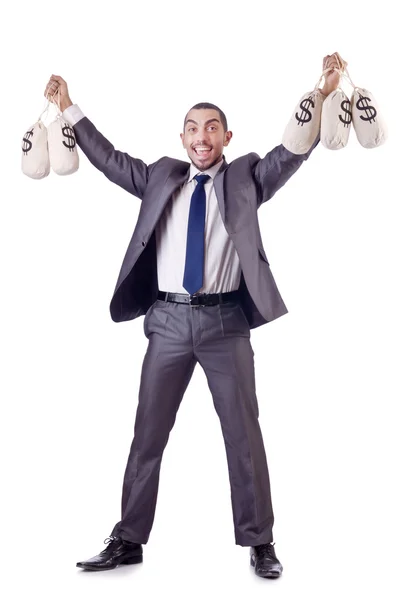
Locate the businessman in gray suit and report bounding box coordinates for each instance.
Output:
[44,53,345,578]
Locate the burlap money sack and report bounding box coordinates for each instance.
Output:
[351,87,387,149]
[282,63,349,154]
[321,89,353,150]
[47,113,79,175]
[282,89,325,154]
[21,119,50,179]
[320,62,387,150]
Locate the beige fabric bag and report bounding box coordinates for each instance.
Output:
[326,64,387,149]
[284,56,387,154]
[321,88,352,150]
[281,63,343,154]
[282,89,324,154]
[351,87,387,148]
[21,119,50,180]
[47,115,79,175]
[47,94,79,175]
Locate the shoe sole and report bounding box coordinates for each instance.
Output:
[250,555,282,579]
[76,555,143,571]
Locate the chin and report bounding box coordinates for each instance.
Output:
[190,153,219,171]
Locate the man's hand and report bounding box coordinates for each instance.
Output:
[44,74,73,112]
[320,52,348,97]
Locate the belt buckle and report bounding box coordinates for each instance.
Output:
[189,294,200,306]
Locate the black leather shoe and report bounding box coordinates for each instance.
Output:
[76,536,143,571]
[250,542,283,578]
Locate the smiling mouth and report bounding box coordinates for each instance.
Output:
[194,147,212,158]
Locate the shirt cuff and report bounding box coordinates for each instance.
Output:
[62,104,85,126]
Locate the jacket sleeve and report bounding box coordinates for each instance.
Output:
[252,133,320,209]
[72,116,157,200]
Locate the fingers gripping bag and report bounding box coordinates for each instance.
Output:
[281,64,338,154]
[47,95,79,175]
[21,115,50,179]
[320,54,353,150]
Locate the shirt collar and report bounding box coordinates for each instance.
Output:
[188,156,224,183]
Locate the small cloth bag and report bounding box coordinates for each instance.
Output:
[320,53,353,150]
[321,88,353,150]
[282,88,325,154]
[351,86,387,149]
[281,63,341,154]
[321,60,387,150]
[21,118,50,180]
[47,94,79,175]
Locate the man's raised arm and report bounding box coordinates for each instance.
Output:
[252,51,348,209]
[44,74,153,200]
[252,133,320,209]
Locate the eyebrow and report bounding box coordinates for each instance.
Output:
[185,118,220,127]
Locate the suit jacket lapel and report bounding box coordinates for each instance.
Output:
[213,155,228,223]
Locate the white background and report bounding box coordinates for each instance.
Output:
[1,1,396,598]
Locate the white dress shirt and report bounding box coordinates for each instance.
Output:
[63,105,242,294]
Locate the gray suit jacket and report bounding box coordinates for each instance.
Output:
[72,117,319,329]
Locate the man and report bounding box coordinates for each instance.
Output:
[44,52,346,579]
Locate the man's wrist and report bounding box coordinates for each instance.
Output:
[61,103,84,126]
[60,98,73,112]
[319,87,331,98]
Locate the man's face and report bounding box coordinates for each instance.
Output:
[180,108,232,171]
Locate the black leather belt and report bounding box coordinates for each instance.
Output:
[157,290,241,306]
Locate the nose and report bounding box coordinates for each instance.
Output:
[194,133,210,144]
[194,127,210,142]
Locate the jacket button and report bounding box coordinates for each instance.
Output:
[142,241,145,246]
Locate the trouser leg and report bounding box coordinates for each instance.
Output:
[192,300,275,546]
[111,300,197,543]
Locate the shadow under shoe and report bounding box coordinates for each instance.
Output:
[76,536,143,571]
[250,542,283,579]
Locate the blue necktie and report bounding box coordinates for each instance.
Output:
[183,173,211,295]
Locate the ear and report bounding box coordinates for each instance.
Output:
[180,132,185,148]
[224,131,233,146]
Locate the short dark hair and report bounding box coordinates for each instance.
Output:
[184,102,228,132]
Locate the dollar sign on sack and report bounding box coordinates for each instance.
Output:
[22,129,34,155]
[339,99,352,127]
[295,96,314,126]
[356,93,377,124]
[62,125,76,151]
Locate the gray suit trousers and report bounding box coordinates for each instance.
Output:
[111,297,275,546]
